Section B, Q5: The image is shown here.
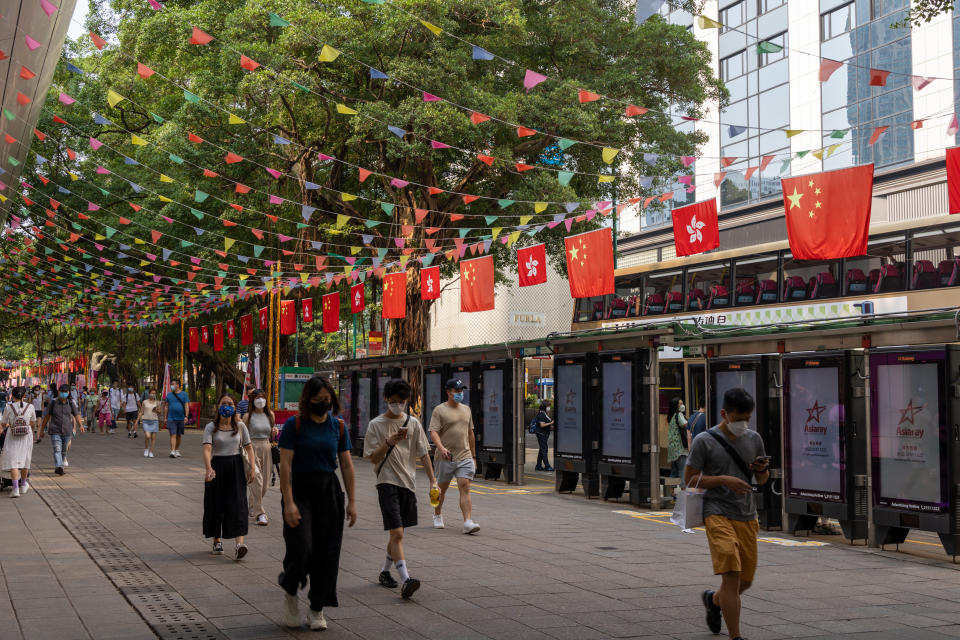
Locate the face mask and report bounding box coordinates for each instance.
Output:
[727,420,748,436]
[218,405,236,418]
[59,391,69,399]
[127,387,133,392]
[253,398,266,409]
[149,394,156,400]
[388,402,405,415]
[453,392,464,403]
[679,404,686,413]
[310,400,330,416]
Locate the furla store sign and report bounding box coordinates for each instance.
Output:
[511,312,546,327]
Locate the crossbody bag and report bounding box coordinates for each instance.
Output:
[376,411,411,477]
[707,430,759,493]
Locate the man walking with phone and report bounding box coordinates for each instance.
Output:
[429,379,480,534]
[364,379,437,600]
[162,379,190,458]
[684,388,769,640]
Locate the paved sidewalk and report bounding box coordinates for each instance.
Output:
[5,429,960,639]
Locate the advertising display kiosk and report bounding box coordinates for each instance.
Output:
[353,370,375,456]
[421,365,445,431]
[374,367,402,416]
[554,353,599,496]
[338,371,355,439]
[708,356,782,529]
[598,349,652,505]
[477,360,515,482]
[782,352,868,541]
[870,347,960,555]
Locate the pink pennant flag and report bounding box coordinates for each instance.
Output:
[423,92,441,102]
[819,58,843,82]
[390,178,409,188]
[523,69,547,92]
[317,153,333,161]
[162,216,173,223]
[912,75,934,91]
[153,275,162,283]
[190,257,201,265]
[563,218,573,232]
[269,195,283,204]
[24,35,41,51]
[88,202,99,211]
[265,167,282,178]
[89,137,103,150]
[278,234,293,243]
[94,243,104,251]
[95,166,109,174]
[430,140,450,149]
[678,175,692,185]
[40,0,58,17]
[681,156,696,168]
[59,93,75,105]
[948,114,959,136]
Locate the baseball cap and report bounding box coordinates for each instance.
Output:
[445,378,466,391]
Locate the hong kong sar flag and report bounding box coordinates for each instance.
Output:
[420,266,440,300]
[564,227,615,298]
[302,298,313,323]
[781,164,874,260]
[322,292,339,333]
[258,306,268,330]
[671,199,719,257]
[188,327,199,352]
[239,314,253,345]
[225,319,236,340]
[350,283,365,313]
[200,325,209,343]
[517,243,547,287]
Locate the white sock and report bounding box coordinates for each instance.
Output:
[395,559,409,582]
[382,555,393,572]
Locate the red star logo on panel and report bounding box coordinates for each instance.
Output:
[806,401,825,423]
[898,399,923,426]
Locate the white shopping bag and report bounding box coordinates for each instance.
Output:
[670,474,704,530]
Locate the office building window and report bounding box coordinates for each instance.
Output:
[720,1,746,32]
[758,32,788,67]
[821,2,856,41]
[758,0,785,13]
[721,50,747,81]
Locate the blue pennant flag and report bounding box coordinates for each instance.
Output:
[728,124,746,138]
[304,181,319,190]
[370,68,389,79]
[66,62,84,74]
[124,157,139,165]
[387,125,406,138]
[273,135,290,145]
[471,46,495,61]
[92,113,113,125]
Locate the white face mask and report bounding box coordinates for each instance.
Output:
[388,402,405,415]
[727,420,749,436]
[253,398,266,409]
[679,404,686,413]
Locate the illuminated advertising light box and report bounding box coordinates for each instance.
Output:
[482,368,504,451]
[356,374,372,438]
[601,359,633,462]
[556,361,584,458]
[339,373,354,431]
[423,368,443,431]
[713,367,758,431]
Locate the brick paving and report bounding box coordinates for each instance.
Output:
[3,429,960,639]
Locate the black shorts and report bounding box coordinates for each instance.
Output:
[125,411,138,422]
[376,483,417,531]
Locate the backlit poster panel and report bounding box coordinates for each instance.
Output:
[556,364,583,456]
[377,373,390,415]
[339,376,353,427]
[357,377,371,437]
[601,361,632,459]
[714,370,758,430]
[423,372,442,430]
[875,361,944,509]
[787,366,843,500]
[482,369,504,450]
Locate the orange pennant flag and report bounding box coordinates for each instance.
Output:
[517,126,536,137]
[137,62,155,79]
[477,155,494,166]
[239,55,260,71]
[578,89,600,103]
[189,26,213,45]
[470,111,490,124]
[626,104,648,117]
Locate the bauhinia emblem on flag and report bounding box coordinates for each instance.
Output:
[200,325,209,343]
[947,146,960,214]
[460,255,495,312]
[517,243,547,287]
[351,283,365,313]
[258,306,268,330]
[302,298,313,323]
[188,327,199,352]
[671,198,720,257]
[382,272,407,319]
[239,314,253,345]
[213,323,224,352]
[279,299,297,335]
[780,164,874,260]
[225,319,236,339]
[322,292,339,333]
[564,227,615,298]
[421,266,440,300]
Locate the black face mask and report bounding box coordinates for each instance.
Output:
[310,400,330,416]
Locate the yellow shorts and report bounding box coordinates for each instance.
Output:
[704,515,759,583]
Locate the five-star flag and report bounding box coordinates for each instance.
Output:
[351,283,365,313]
[322,292,339,333]
[382,272,407,319]
[460,255,495,312]
[302,298,313,323]
[212,323,224,352]
[947,146,960,214]
[517,244,547,287]
[671,199,719,257]
[239,314,253,345]
[780,164,874,260]
[279,299,296,335]
[564,227,615,298]
[421,266,440,300]
[188,326,199,352]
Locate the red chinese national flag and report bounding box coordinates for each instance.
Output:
[460,255,495,312]
[200,325,209,343]
[239,314,253,345]
[225,319,236,339]
[420,266,440,300]
[781,164,874,260]
[671,199,720,257]
[517,244,547,287]
[322,292,339,333]
[382,272,407,319]
[258,306,268,329]
[564,228,615,298]
[350,283,365,313]
[302,298,313,323]
[213,323,224,352]
[279,300,297,335]
[947,147,960,214]
[188,327,199,352]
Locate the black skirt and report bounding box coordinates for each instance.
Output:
[203,454,249,539]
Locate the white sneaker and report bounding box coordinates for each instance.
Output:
[173,450,182,458]
[256,513,268,526]
[144,450,149,457]
[19,481,28,495]
[432,515,444,529]
[463,519,480,534]
[9,487,19,498]
[307,608,327,631]
[282,593,300,628]
[169,451,176,458]
[148,452,155,458]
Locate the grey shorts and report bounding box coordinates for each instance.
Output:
[435,458,475,484]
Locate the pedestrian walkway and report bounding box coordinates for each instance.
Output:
[6,430,960,639]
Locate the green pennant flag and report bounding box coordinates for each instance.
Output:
[458,227,471,238]
[180,240,193,248]
[377,248,388,260]
[169,153,184,164]
[796,150,809,158]
[44,247,53,255]
[269,12,290,27]
[756,41,783,54]
[557,171,574,186]
[98,188,109,196]
[184,89,201,104]
[3,109,14,121]
[292,82,310,93]
[830,129,847,139]
[780,158,792,174]
[151,112,164,124]
[253,245,265,257]
[380,202,395,215]
[194,190,209,203]
[190,208,204,220]
[484,216,498,224]
[360,0,385,4]
[296,223,308,229]
[497,199,514,209]
[105,226,117,238]
[7,156,19,167]
[557,138,577,150]
[365,220,382,228]
[71,222,82,230]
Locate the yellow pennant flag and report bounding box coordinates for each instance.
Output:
[533,203,547,214]
[68,172,79,181]
[520,215,533,226]
[157,195,172,202]
[131,134,147,146]
[64,256,72,262]
[399,255,410,267]
[420,19,442,35]
[601,147,619,164]
[336,103,357,115]
[159,174,173,183]
[785,129,804,138]
[811,148,825,160]
[341,192,357,201]
[343,266,353,276]
[94,234,106,241]
[318,45,340,62]
[336,214,349,227]
[228,113,245,125]
[107,89,125,107]
[224,237,235,251]
[508,231,520,246]
[0,194,6,203]
[826,143,842,158]
[491,227,502,240]
[598,175,615,183]
[300,273,309,283]
[697,15,722,29]
[139,260,149,267]
[134,238,145,245]
[238,274,248,281]
[350,246,361,255]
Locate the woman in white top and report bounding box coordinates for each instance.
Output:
[1,387,37,498]
[241,389,278,526]
[138,388,161,458]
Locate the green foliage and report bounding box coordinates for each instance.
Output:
[893,0,954,27]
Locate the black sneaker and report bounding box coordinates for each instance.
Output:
[55,467,64,475]
[702,589,722,634]
[400,578,420,600]
[378,571,398,588]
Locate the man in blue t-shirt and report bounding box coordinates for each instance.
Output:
[160,379,190,459]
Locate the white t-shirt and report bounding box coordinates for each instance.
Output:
[363,413,430,492]
[2,401,36,428]
[124,392,140,413]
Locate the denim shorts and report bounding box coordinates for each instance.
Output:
[142,419,159,433]
[167,420,185,436]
